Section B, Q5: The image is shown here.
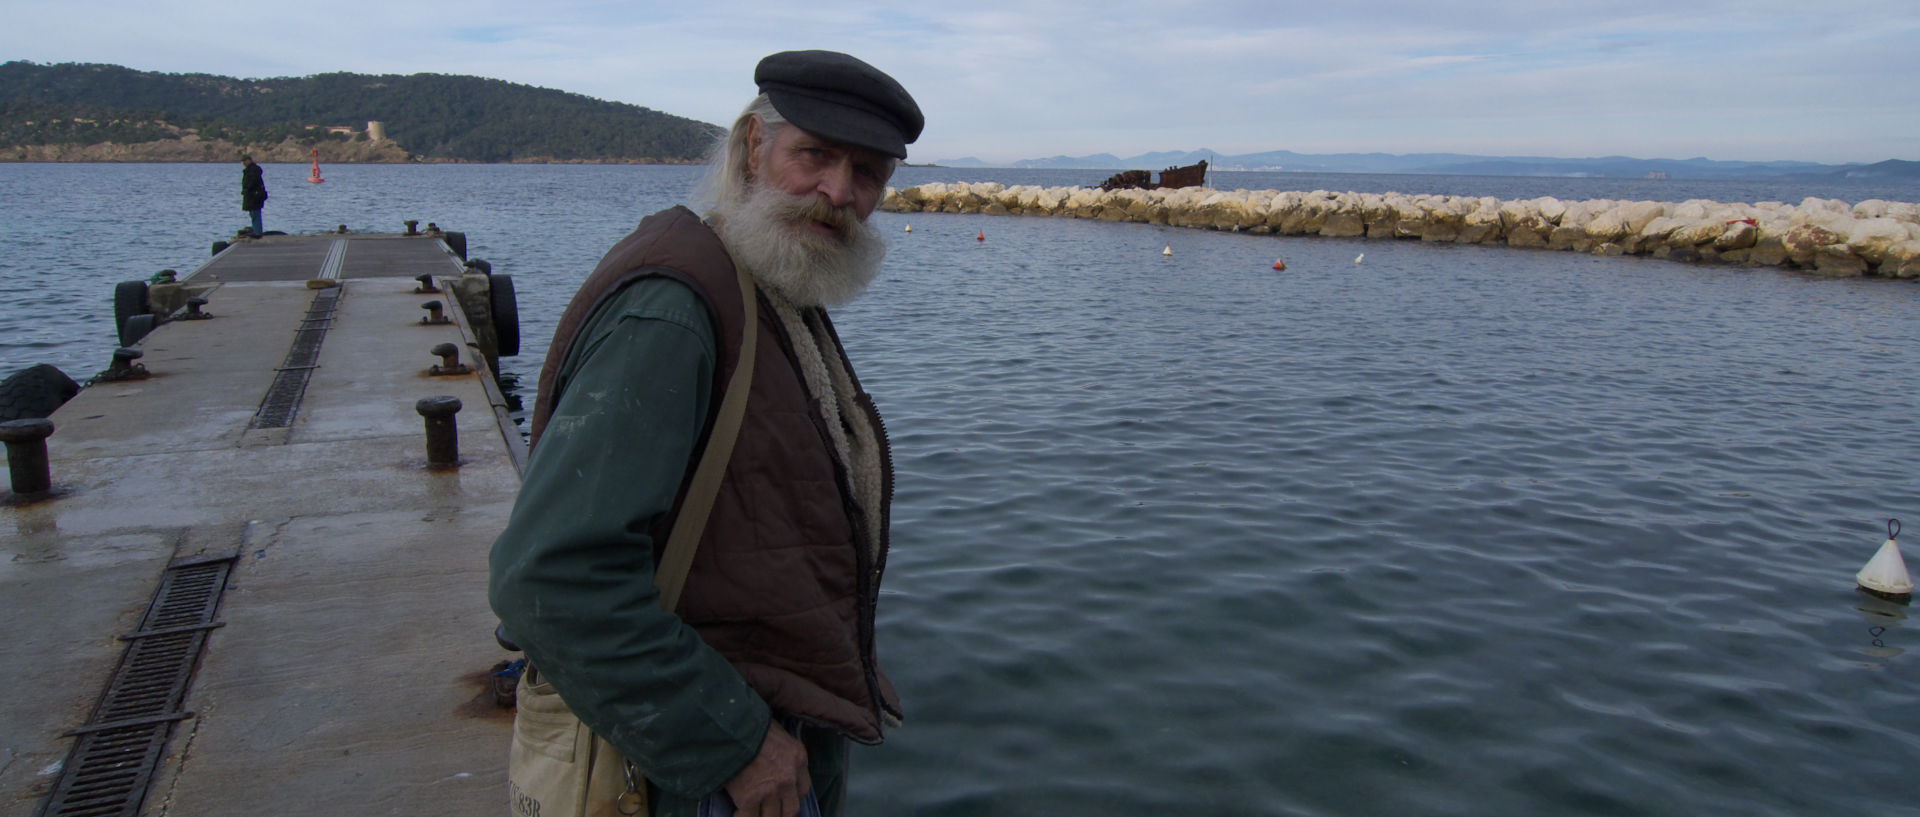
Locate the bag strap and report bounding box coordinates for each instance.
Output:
[654,265,757,612]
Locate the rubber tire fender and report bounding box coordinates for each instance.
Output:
[121,313,157,347]
[489,273,520,357]
[0,363,82,421]
[114,281,150,344]
[443,231,468,261]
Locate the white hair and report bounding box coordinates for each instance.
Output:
[692,95,786,216]
[693,93,896,308]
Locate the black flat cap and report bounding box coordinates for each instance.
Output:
[755,50,923,160]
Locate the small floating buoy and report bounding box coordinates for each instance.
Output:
[1354,253,1365,264]
[1163,245,1172,256]
[904,225,912,233]
[977,231,986,242]
[1857,519,1913,600]
[1272,259,1287,271]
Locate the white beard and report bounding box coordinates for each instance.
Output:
[710,182,887,308]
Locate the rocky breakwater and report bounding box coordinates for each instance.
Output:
[881,183,1920,278]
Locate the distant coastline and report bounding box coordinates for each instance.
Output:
[1,61,723,164]
[0,137,706,164]
[0,144,706,163]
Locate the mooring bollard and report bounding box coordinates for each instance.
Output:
[429,342,471,376]
[404,220,420,236]
[183,296,212,320]
[95,347,150,382]
[415,273,440,294]
[415,396,462,466]
[421,300,449,324]
[0,418,56,494]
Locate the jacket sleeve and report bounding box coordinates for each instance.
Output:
[489,278,769,799]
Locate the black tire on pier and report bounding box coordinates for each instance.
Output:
[121,313,157,347]
[113,281,150,342]
[490,274,520,357]
[212,240,230,256]
[0,364,82,422]
[443,231,468,261]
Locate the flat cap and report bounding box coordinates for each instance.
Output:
[755,50,923,160]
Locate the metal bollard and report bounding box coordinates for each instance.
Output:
[415,396,462,466]
[182,296,212,320]
[337,224,348,234]
[414,273,440,293]
[95,347,150,382]
[428,343,472,376]
[421,301,449,324]
[0,418,56,494]
[404,220,420,236]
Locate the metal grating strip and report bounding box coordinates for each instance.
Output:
[318,239,349,280]
[38,556,235,817]
[250,287,341,429]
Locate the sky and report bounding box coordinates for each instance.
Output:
[6,0,1918,166]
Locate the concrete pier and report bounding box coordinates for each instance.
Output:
[1,233,521,815]
[883,183,1920,278]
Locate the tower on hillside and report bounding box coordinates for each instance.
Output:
[367,121,387,142]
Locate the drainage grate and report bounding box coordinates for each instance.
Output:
[37,555,235,817]
[250,286,341,429]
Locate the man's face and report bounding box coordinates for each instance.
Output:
[712,117,893,308]
[747,121,894,233]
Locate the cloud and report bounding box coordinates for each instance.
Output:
[4,0,1917,163]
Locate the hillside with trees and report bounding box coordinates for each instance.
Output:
[0,61,725,163]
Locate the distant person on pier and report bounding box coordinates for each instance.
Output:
[239,155,267,237]
[491,50,922,817]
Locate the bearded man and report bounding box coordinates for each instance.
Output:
[490,50,920,817]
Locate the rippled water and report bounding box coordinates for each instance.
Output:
[3,164,1918,816]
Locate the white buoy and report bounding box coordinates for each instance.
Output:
[1354,253,1366,264]
[1857,519,1913,599]
[1163,245,1172,256]
[904,225,912,233]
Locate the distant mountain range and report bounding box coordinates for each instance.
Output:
[933,150,1920,181]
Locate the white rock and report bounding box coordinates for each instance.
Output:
[1623,202,1667,233]
[1532,196,1568,223]
[1638,216,1690,241]
[1800,196,1853,215]
[1847,218,1920,266]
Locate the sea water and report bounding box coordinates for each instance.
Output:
[2,163,1918,816]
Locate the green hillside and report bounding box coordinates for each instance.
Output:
[0,61,725,163]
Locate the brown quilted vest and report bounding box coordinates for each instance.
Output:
[529,205,901,742]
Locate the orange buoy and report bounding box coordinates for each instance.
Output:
[977,230,985,242]
[307,148,325,184]
[1271,259,1287,271]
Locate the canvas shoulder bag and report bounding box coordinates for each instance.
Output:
[508,267,759,817]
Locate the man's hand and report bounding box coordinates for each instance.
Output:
[724,723,811,817]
